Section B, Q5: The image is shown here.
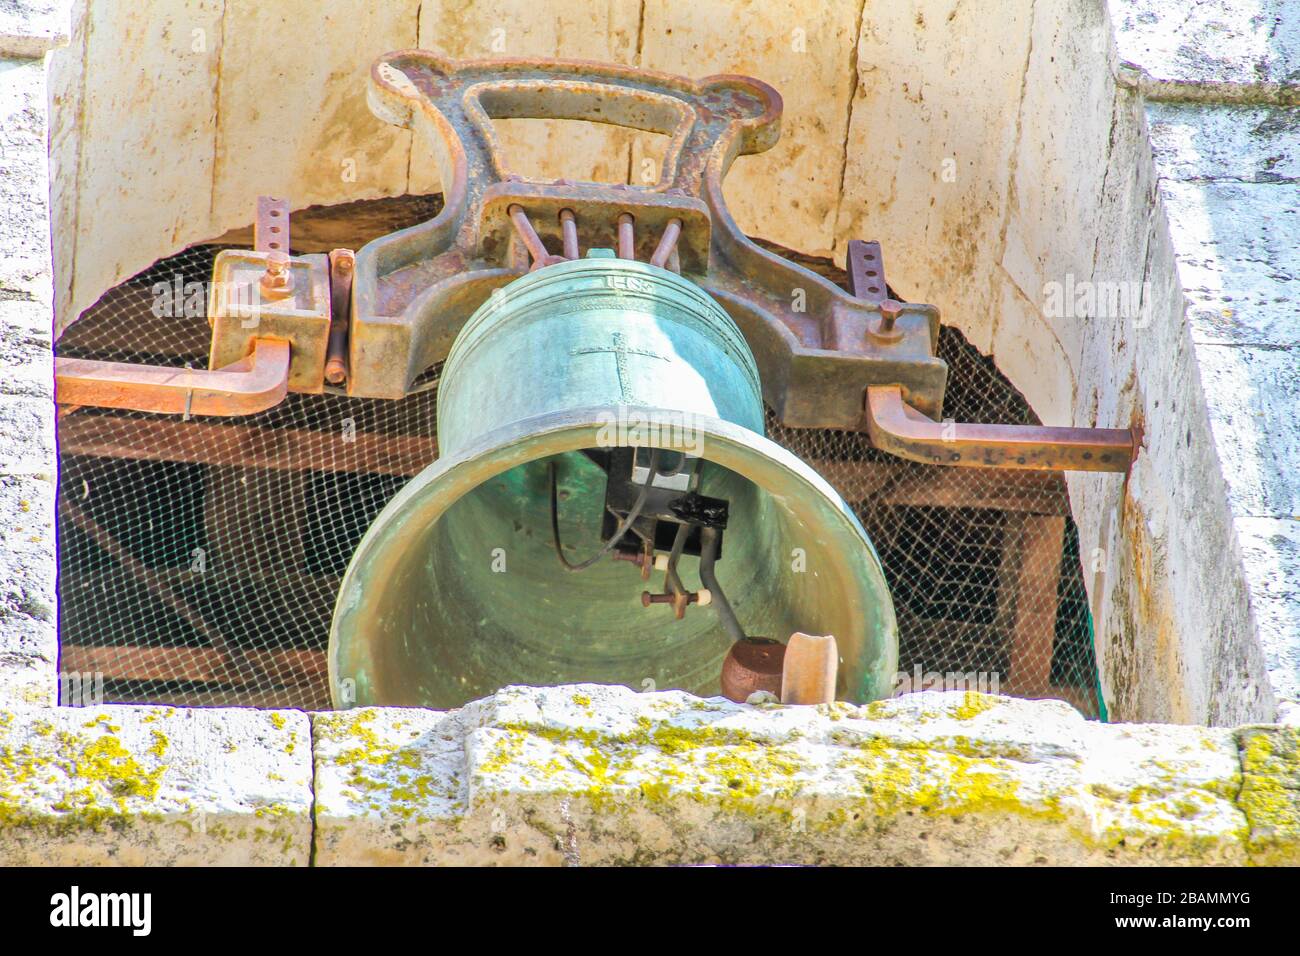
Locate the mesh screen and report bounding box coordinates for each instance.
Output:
[55,199,1100,716]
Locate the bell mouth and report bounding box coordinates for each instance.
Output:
[329,406,898,710]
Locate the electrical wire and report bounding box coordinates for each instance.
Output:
[549,449,661,572]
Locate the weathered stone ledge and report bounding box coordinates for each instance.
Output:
[308,685,1299,866]
[1,685,1295,865]
[0,704,313,864]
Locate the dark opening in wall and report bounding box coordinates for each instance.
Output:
[55,196,1100,715]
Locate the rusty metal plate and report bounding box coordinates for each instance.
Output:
[208,250,332,394]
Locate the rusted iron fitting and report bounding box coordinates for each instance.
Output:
[612,548,652,580]
[324,249,356,386]
[260,250,295,300]
[721,637,786,703]
[559,208,579,260]
[650,217,682,269]
[868,298,904,344]
[641,586,710,620]
[617,212,635,260]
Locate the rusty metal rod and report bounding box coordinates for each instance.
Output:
[617,212,635,259]
[559,208,579,260]
[865,384,1140,473]
[649,217,682,268]
[324,249,355,385]
[508,203,550,269]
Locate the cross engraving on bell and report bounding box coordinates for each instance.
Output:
[570,331,671,404]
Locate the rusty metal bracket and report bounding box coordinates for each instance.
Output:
[58,197,329,417]
[208,198,332,394]
[346,52,948,425]
[865,384,1141,472]
[844,238,1141,473]
[55,338,291,417]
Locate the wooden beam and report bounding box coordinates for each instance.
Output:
[99,683,332,710]
[60,414,437,477]
[997,513,1068,700]
[61,415,1068,514]
[808,457,1069,515]
[61,644,326,689]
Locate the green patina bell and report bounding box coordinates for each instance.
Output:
[329,253,898,708]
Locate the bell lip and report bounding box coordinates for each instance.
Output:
[328,405,899,709]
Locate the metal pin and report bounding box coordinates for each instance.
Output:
[508,204,551,270]
[649,218,682,268]
[559,208,579,260]
[617,212,635,260]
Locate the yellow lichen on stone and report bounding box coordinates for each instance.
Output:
[951,692,1000,721]
[0,724,166,833]
[1236,727,1300,864]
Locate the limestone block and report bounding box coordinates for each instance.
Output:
[988,271,1075,429]
[1195,343,1300,518]
[0,298,53,398]
[68,0,224,326]
[641,0,859,258]
[998,0,1119,378]
[1111,0,1300,100]
[0,58,53,306]
[1078,166,1296,728]
[411,0,642,193]
[210,1,420,236]
[312,706,472,865]
[834,0,1033,353]
[0,471,54,710]
[1236,725,1300,865]
[1080,722,1245,856]
[0,656,54,707]
[0,473,56,643]
[314,685,1252,865]
[1147,102,1300,183]
[0,396,54,477]
[0,0,70,59]
[45,0,85,332]
[1159,181,1299,347]
[1236,519,1300,713]
[0,706,314,865]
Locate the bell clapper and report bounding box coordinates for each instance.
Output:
[560,448,749,642]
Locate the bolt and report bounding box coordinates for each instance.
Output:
[260,250,294,298]
[879,299,901,333]
[612,548,652,580]
[868,298,904,344]
[641,588,701,620]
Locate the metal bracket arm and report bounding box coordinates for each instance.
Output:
[865,384,1140,473]
[55,338,291,418]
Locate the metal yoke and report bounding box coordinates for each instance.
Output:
[346,51,947,428]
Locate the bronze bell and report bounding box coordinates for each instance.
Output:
[328,252,899,709]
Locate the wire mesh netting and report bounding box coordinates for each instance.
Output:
[55,198,1100,715]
